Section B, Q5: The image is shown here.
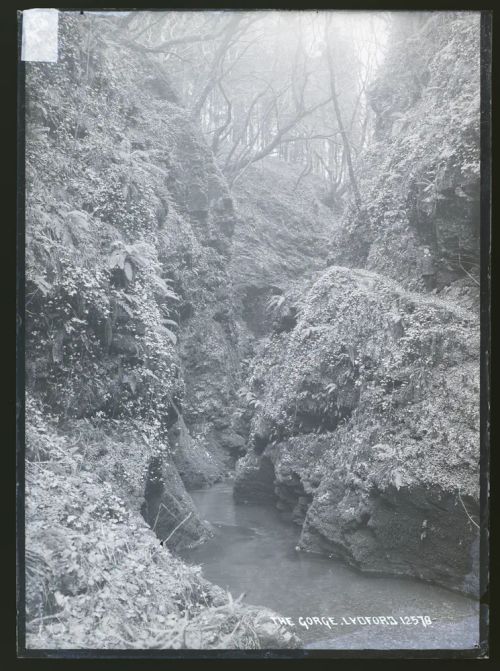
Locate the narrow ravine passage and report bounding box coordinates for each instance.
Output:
[181,482,479,649]
[22,9,484,653]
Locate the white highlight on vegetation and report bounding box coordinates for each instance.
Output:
[21,9,59,62]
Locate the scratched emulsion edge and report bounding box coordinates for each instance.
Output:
[17,8,60,656]
[21,8,59,64]
[16,8,26,658]
[478,9,492,661]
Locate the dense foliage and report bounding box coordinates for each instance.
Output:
[233,11,481,595]
[330,12,480,292]
[22,9,482,649]
[240,267,479,496]
[24,12,291,648]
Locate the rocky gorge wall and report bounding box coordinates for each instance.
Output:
[232,12,481,597]
[328,12,481,304]
[230,158,335,337]
[25,12,242,546]
[24,13,299,648]
[234,267,479,595]
[22,9,482,651]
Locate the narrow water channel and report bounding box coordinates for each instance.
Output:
[181,481,480,650]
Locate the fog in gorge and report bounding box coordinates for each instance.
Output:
[20,8,487,656]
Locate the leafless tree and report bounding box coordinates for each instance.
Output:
[324,15,362,209]
[115,11,386,202]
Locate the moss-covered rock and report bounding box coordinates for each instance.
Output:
[25,416,300,649]
[329,13,480,299]
[234,265,479,594]
[24,12,277,648]
[231,158,336,336]
[25,11,241,529]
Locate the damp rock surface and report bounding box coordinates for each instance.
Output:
[234,266,479,595]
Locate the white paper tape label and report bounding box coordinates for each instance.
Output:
[21,9,59,63]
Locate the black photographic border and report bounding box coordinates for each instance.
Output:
[11,0,493,663]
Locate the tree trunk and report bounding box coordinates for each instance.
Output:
[325,27,362,210]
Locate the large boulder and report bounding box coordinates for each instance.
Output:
[235,265,479,594]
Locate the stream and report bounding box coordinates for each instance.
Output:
[180,481,480,650]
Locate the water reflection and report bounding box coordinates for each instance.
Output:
[181,482,480,649]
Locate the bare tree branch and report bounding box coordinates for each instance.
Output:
[225,95,333,177]
[324,17,362,209]
[211,81,233,155]
[122,19,234,54]
[190,15,244,120]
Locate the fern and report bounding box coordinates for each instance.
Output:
[302,325,322,339]
[266,294,285,314]
[152,276,180,301]
[32,275,53,296]
[114,297,135,318]
[107,249,128,271]
[158,324,177,345]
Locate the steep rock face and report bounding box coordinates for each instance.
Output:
[231,158,335,337]
[232,15,481,596]
[234,266,479,594]
[328,13,480,299]
[25,407,300,649]
[156,115,246,474]
[25,11,244,553]
[24,13,277,648]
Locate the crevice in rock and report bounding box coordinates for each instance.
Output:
[241,285,282,337]
[141,454,210,550]
[274,474,313,526]
[233,454,277,504]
